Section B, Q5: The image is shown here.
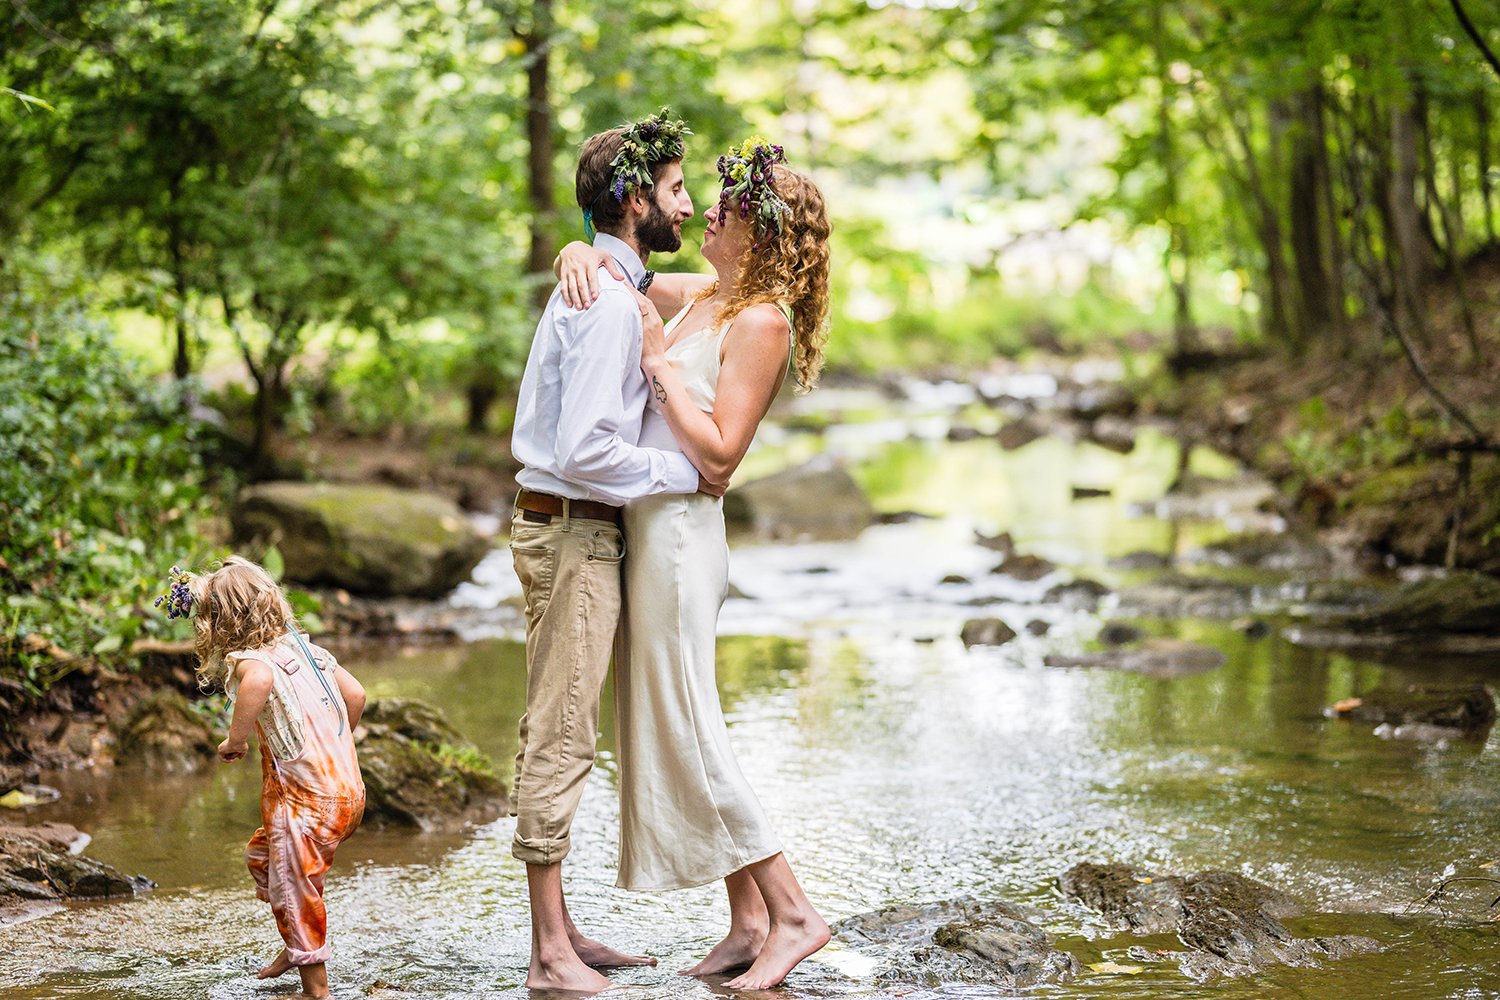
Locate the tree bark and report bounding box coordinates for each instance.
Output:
[1151,0,1198,358]
[1289,84,1335,346]
[1388,95,1431,341]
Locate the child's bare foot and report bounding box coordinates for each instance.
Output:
[680,925,767,977]
[528,947,614,992]
[257,949,293,979]
[297,961,329,999]
[568,931,657,969]
[722,908,829,990]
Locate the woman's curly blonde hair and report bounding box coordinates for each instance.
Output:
[705,165,831,391]
[189,556,298,691]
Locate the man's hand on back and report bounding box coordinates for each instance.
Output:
[697,474,727,498]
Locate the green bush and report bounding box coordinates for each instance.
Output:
[0,285,215,693]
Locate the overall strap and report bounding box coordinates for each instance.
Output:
[290,630,346,735]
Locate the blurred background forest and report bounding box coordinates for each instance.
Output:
[4,0,1500,695]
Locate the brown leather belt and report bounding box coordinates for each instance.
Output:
[514,488,622,526]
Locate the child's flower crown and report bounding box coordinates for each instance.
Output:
[154,565,196,619]
[716,136,791,249]
[582,108,692,239]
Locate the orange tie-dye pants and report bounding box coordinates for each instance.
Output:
[246,784,365,965]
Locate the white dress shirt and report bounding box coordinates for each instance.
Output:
[512,233,699,505]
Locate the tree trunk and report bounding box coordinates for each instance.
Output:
[1478,89,1495,246]
[1388,97,1431,340]
[1289,85,1335,346]
[1152,0,1198,358]
[524,0,556,312]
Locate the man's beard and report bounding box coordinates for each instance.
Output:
[636,198,681,254]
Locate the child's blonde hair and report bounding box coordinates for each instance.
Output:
[189,556,298,690]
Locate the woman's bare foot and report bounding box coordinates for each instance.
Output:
[569,930,657,969]
[528,948,615,992]
[680,926,768,977]
[256,948,293,980]
[722,909,829,990]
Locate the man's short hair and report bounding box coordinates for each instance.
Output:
[575,128,682,236]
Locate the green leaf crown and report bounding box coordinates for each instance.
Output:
[716,136,790,247]
[607,107,691,202]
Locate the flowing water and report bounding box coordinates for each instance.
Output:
[3,376,1499,999]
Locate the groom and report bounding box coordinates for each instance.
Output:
[507,109,714,992]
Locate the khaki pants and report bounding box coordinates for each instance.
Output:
[509,506,625,865]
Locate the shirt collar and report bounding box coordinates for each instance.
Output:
[593,232,645,289]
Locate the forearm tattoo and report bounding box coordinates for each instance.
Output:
[652,374,668,404]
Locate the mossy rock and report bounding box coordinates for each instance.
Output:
[231,482,491,598]
[356,698,507,833]
[724,460,874,541]
[113,691,217,772]
[0,823,153,913]
[1345,571,1500,635]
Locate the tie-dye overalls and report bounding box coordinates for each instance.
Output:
[226,631,365,967]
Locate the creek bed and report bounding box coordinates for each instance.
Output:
[3,381,1498,999]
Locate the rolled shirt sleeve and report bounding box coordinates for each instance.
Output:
[552,289,699,504]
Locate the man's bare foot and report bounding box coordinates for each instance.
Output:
[680,926,767,977]
[569,931,657,969]
[528,949,615,992]
[722,910,829,990]
[256,949,293,980]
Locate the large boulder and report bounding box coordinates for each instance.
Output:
[723,460,874,541]
[833,897,1080,988]
[113,691,217,771]
[1343,571,1500,635]
[1,822,153,923]
[232,482,491,598]
[356,698,508,833]
[1060,862,1379,978]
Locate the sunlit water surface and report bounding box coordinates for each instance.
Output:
[3,383,1498,999]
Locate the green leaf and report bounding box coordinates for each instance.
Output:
[92,633,123,655]
[1,87,55,112]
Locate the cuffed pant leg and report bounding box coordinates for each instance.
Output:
[509,517,623,865]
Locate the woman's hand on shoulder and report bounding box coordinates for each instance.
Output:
[557,241,625,309]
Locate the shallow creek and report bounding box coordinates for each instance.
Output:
[3,377,1498,999]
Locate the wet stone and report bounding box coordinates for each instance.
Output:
[991,553,1056,581]
[1060,862,1381,978]
[356,698,508,833]
[1112,550,1172,570]
[113,690,218,772]
[1098,622,1144,646]
[1325,684,1495,737]
[833,897,1081,988]
[1044,578,1111,610]
[1071,485,1112,499]
[1026,620,1051,636]
[940,574,971,585]
[975,530,1015,554]
[724,459,875,541]
[961,618,1018,648]
[1,823,153,919]
[1045,639,1226,679]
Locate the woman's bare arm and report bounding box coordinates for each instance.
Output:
[637,296,789,485]
[556,241,712,315]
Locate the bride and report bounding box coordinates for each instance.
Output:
[557,137,832,989]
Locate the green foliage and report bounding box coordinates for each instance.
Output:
[0,275,216,692]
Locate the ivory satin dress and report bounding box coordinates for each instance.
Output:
[615,302,787,891]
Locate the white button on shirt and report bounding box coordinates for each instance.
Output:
[512,233,699,505]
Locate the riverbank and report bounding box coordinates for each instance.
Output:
[1165,255,1500,575]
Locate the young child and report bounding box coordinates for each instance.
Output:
[172,556,367,1000]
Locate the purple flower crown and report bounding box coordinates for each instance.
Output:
[154,566,195,620]
[716,137,791,249]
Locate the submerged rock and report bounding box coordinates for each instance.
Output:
[997,419,1045,451]
[1325,684,1495,738]
[232,482,491,598]
[1,822,153,922]
[1044,578,1116,611]
[1197,531,1331,571]
[833,897,1080,987]
[113,691,218,772]
[1098,622,1144,646]
[724,460,874,541]
[356,698,508,832]
[961,618,1018,648]
[991,553,1056,581]
[1045,639,1226,679]
[1060,862,1380,978]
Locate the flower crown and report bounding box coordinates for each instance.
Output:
[582,108,692,239]
[154,565,196,620]
[717,136,790,249]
